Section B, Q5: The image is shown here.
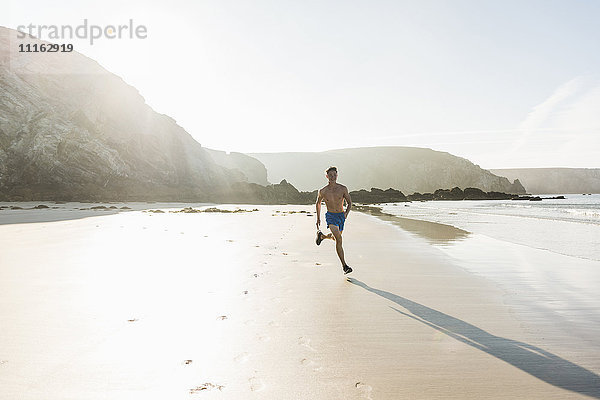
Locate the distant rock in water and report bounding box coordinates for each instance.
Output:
[350,186,544,203]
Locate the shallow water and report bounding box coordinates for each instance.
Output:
[381,194,600,261]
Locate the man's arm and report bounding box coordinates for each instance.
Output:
[316,189,323,229]
[343,186,352,218]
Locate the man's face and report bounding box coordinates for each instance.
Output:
[326,170,337,181]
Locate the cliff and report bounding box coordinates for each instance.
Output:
[250,147,526,194]
[0,26,246,201]
[491,168,600,194]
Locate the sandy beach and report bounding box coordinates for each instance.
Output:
[1,204,599,399]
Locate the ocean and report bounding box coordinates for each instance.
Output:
[381,194,600,261]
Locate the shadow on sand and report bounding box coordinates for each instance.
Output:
[347,277,600,398]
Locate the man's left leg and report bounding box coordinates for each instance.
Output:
[329,225,352,274]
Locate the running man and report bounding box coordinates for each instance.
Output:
[315,166,353,274]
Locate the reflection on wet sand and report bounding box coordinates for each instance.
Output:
[356,205,470,245]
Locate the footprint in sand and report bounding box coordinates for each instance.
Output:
[300,358,322,371]
[355,382,373,399]
[249,377,265,392]
[234,353,250,363]
[258,333,271,342]
[298,336,316,352]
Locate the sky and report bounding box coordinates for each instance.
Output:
[3,0,600,168]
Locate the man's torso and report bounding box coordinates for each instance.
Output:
[320,183,346,213]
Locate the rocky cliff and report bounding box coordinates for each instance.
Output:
[204,148,268,186]
[250,147,526,194]
[0,26,252,201]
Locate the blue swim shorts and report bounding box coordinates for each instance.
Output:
[325,211,346,231]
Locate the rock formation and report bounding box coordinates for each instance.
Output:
[0,26,247,202]
[491,168,600,194]
[250,147,526,194]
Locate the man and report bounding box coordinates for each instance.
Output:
[315,166,353,274]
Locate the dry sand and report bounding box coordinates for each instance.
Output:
[0,204,599,399]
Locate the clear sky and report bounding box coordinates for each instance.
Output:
[3,0,600,168]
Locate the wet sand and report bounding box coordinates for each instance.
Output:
[0,205,599,399]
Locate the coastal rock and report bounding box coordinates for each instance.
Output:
[463,187,488,200]
[486,191,514,200]
[433,187,464,200]
[407,192,434,201]
[350,188,407,204]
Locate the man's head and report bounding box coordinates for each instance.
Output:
[325,166,338,182]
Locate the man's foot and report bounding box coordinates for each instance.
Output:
[343,264,353,274]
[316,230,324,245]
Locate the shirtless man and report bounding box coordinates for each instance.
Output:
[315,166,353,274]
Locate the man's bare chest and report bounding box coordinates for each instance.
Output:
[322,188,344,202]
